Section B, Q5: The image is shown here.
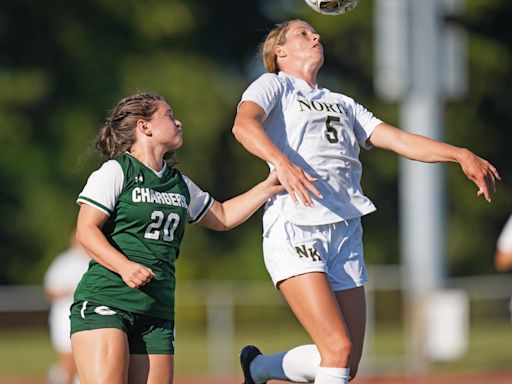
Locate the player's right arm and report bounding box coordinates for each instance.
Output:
[495,216,512,271]
[76,200,154,289]
[232,100,321,206]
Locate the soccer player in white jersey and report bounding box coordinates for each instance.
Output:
[44,230,89,384]
[232,20,500,384]
[495,215,512,320]
[70,92,283,384]
[495,215,512,271]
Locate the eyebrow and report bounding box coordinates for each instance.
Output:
[295,26,315,33]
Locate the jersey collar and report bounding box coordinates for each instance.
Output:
[278,71,320,94]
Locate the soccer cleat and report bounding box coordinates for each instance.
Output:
[240,345,266,384]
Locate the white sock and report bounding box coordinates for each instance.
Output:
[314,367,350,384]
[251,344,322,383]
[282,344,321,382]
[250,351,287,383]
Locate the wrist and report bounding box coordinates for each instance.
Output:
[454,147,470,163]
[271,153,288,168]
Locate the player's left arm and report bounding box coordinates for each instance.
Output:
[198,171,283,231]
[367,122,501,202]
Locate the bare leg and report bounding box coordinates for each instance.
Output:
[279,272,352,368]
[128,354,174,384]
[71,328,129,384]
[58,352,77,384]
[334,286,366,380]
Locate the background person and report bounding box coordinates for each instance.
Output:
[232,19,500,384]
[70,92,283,384]
[495,214,512,321]
[495,215,512,271]
[44,230,89,384]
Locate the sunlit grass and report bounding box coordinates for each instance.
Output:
[0,319,511,378]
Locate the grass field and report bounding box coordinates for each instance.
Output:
[1,319,511,380]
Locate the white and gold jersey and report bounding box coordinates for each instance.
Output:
[240,71,382,226]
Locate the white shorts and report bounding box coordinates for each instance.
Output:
[48,302,72,353]
[262,216,368,291]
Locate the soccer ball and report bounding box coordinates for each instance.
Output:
[304,0,358,16]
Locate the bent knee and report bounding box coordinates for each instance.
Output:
[319,339,352,366]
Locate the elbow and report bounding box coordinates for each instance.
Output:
[495,251,512,272]
[232,123,242,142]
[75,227,87,249]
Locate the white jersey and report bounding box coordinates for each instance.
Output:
[498,215,512,253]
[44,246,90,352]
[240,71,382,226]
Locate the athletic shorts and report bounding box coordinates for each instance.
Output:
[70,300,175,354]
[262,216,368,291]
[48,302,73,353]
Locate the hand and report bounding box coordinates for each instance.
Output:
[274,158,323,206]
[119,260,155,288]
[458,149,500,203]
[264,170,286,195]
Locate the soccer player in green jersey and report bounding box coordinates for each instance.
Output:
[70,92,283,384]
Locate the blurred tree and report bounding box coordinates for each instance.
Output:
[0,0,509,284]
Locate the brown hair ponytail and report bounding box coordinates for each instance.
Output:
[95,92,162,159]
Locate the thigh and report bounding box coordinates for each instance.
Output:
[71,328,129,384]
[128,354,174,384]
[334,286,366,371]
[279,272,350,355]
[263,217,327,288]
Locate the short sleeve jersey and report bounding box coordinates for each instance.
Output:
[75,152,213,320]
[240,72,382,226]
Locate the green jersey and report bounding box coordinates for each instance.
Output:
[75,152,213,320]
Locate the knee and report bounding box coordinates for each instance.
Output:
[320,337,352,366]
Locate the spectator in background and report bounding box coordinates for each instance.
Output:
[495,215,512,271]
[495,215,512,320]
[44,230,90,384]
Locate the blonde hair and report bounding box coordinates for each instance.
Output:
[261,19,303,73]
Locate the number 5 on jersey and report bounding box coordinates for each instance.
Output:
[325,115,340,144]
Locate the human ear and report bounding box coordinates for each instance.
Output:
[136,119,151,136]
[275,45,287,58]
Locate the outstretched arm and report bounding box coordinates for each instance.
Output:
[232,101,322,206]
[197,171,284,231]
[368,122,500,202]
[76,204,155,288]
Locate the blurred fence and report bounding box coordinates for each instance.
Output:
[0,266,511,375]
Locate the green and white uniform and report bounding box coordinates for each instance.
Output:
[74,152,213,321]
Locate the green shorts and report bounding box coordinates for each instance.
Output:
[70,300,174,355]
